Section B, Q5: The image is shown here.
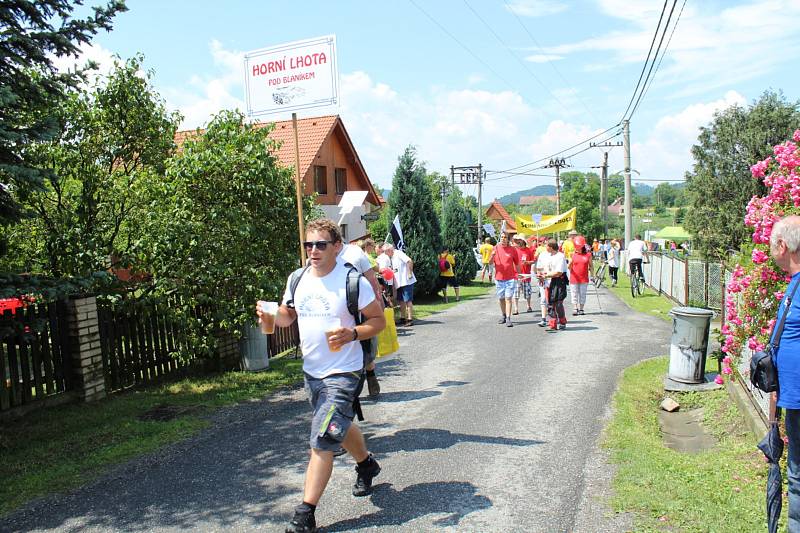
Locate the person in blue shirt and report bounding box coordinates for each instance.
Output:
[771,214,800,530]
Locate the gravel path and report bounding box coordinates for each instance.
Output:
[1,284,671,533]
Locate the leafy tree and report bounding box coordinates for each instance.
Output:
[136,111,302,359]
[425,171,450,217]
[521,197,556,216]
[5,56,180,278]
[685,90,800,259]
[367,204,391,243]
[0,0,126,241]
[560,171,604,238]
[388,146,441,295]
[441,189,478,285]
[654,182,678,207]
[674,206,686,224]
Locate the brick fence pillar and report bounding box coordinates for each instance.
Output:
[67,296,106,402]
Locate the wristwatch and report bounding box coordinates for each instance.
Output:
[352,327,358,341]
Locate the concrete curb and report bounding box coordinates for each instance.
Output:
[725,376,768,439]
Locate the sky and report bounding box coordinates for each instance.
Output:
[67,0,800,202]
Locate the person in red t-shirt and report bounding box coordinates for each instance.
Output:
[512,233,535,314]
[489,232,521,327]
[568,236,593,315]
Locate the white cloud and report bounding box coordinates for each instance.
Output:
[632,90,747,180]
[505,0,568,17]
[338,71,539,193]
[525,54,564,63]
[163,39,245,130]
[51,42,117,81]
[541,0,800,97]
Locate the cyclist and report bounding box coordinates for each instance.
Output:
[627,234,647,284]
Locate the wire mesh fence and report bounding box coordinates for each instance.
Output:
[620,251,724,309]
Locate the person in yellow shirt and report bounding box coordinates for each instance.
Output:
[562,229,577,264]
[479,237,494,282]
[438,247,459,303]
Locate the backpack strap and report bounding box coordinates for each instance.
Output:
[286,266,309,309]
[345,264,362,324]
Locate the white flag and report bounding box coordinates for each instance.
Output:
[500,219,506,236]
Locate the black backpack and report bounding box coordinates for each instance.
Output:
[286,264,374,360]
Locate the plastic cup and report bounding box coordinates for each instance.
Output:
[257,301,278,334]
[325,317,343,352]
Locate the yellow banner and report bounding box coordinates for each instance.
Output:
[515,208,577,234]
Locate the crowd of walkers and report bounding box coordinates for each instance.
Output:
[481,229,633,330]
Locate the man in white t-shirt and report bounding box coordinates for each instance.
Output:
[339,243,384,397]
[384,244,416,327]
[534,240,551,327]
[627,233,647,283]
[258,219,385,533]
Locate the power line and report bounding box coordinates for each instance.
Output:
[502,0,599,123]
[461,0,572,116]
[408,0,521,95]
[489,124,622,175]
[630,0,687,119]
[620,0,669,122]
[626,0,679,120]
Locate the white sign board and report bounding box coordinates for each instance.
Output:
[244,35,339,116]
[337,191,368,216]
[483,223,496,237]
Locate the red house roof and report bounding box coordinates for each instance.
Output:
[175,115,379,205]
[485,200,516,232]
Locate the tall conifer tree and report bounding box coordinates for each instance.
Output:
[388,147,441,295]
[0,0,126,254]
[442,189,478,286]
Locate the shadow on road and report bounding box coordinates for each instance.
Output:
[361,389,442,403]
[436,380,469,388]
[322,481,492,531]
[369,428,545,454]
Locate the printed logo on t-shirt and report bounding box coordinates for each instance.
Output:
[297,294,332,318]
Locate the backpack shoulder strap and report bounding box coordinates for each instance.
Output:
[344,263,361,323]
[286,266,309,309]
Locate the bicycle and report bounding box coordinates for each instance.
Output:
[593,261,608,288]
[629,264,645,297]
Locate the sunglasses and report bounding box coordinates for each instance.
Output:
[303,240,335,251]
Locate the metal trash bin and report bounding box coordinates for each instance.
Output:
[667,306,715,383]
[239,323,270,372]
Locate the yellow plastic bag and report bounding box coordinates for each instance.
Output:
[377,306,400,357]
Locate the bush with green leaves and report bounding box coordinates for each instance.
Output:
[135,111,305,360]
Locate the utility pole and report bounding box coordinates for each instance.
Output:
[601,151,608,238]
[477,167,483,243]
[451,164,483,242]
[590,141,622,240]
[623,119,632,246]
[545,157,568,214]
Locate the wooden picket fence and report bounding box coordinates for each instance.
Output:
[268,322,301,357]
[0,300,73,411]
[97,299,191,392]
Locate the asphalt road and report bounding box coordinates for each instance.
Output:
[1,284,672,533]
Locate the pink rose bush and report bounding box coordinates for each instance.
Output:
[722,131,800,382]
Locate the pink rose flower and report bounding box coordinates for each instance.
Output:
[714,375,725,385]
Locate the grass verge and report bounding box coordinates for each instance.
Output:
[605,356,766,531]
[606,271,676,321]
[0,355,303,517]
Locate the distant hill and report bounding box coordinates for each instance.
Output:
[496,185,556,205]
[634,183,654,196]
